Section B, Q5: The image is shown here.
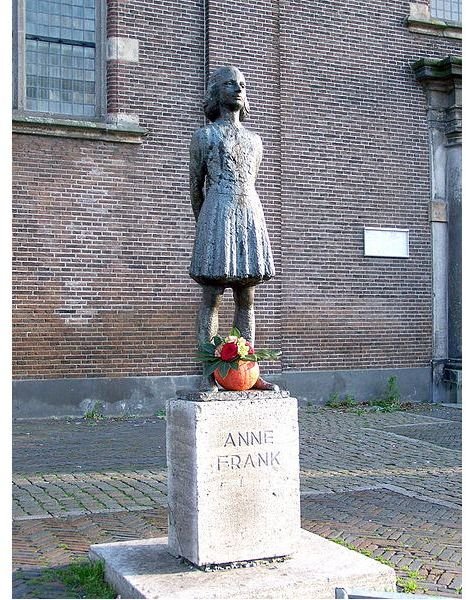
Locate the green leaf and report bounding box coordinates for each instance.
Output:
[212,336,223,347]
[241,355,257,362]
[204,361,221,376]
[199,342,216,355]
[229,360,240,370]
[195,351,219,362]
[229,327,241,338]
[218,361,231,378]
[254,349,282,361]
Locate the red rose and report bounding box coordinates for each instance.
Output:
[246,341,255,354]
[220,342,238,361]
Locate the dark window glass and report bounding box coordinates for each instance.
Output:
[24,0,97,116]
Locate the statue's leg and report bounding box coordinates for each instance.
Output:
[232,285,279,392]
[198,284,224,392]
[232,285,255,344]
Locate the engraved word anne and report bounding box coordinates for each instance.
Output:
[223,429,274,447]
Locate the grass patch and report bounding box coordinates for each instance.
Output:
[330,538,422,594]
[24,560,116,599]
[325,376,409,414]
[369,376,402,412]
[326,393,357,409]
[397,575,419,593]
[57,560,115,598]
[84,401,105,420]
[330,538,385,561]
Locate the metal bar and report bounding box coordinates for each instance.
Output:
[25,34,95,48]
[335,588,447,600]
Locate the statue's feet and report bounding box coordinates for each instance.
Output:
[199,374,218,393]
[253,376,279,392]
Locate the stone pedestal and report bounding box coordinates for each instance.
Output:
[90,388,397,597]
[89,531,397,599]
[167,390,301,566]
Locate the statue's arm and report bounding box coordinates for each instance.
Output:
[189,129,206,222]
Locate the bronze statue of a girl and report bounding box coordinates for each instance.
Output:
[189,66,278,392]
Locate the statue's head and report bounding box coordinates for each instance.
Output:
[203,66,250,122]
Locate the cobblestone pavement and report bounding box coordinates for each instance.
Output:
[12,404,461,598]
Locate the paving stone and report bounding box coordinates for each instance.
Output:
[438,573,455,586]
[371,422,461,450]
[12,407,461,598]
[13,417,167,474]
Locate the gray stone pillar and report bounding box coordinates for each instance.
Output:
[167,390,301,566]
[412,56,462,404]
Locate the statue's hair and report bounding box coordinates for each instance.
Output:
[203,66,250,122]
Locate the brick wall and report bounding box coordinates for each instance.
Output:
[13,0,205,379]
[12,0,461,381]
[278,0,459,371]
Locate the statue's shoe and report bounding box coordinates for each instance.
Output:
[199,375,218,393]
[253,376,279,392]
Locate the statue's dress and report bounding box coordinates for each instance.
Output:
[189,121,275,286]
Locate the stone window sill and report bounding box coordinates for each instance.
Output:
[406,15,461,39]
[12,114,149,144]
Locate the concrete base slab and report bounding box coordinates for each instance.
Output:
[89,529,396,599]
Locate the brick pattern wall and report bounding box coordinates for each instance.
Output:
[13,0,205,379]
[278,0,460,371]
[12,0,461,380]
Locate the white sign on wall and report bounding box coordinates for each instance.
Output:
[364,227,410,258]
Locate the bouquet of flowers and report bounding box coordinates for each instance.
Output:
[196,327,281,378]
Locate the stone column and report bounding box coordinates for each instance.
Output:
[106,0,141,127]
[445,120,462,400]
[412,56,462,403]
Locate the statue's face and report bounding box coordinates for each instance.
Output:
[217,68,246,112]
